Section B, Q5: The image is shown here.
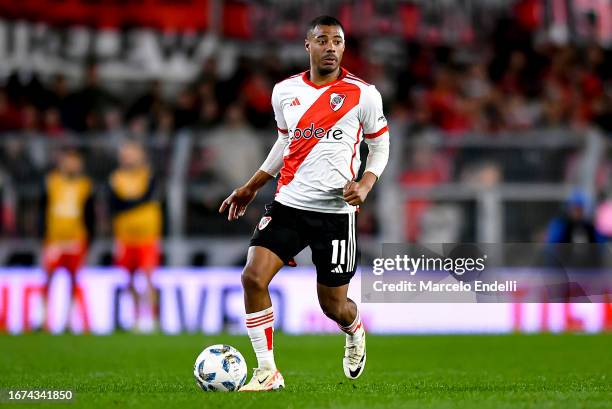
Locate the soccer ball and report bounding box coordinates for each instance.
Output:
[193,344,248,392]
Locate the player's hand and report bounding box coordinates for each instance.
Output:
[343,180,371,206]
[219,186,257,221]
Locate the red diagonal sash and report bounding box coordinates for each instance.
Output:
[277,82,361,192]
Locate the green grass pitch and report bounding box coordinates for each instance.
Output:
[0,333,610,408]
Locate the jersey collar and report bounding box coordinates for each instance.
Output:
[302,67,348,89]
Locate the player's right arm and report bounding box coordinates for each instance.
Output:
[84,190,95,241]
[219,170,273,221]
[344,85,389,206]
[219,83,289,221]
[38,179,48,239]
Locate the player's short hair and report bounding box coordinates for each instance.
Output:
[307,16,344,38]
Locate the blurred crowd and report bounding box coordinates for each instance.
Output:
[1,29,612,138]
[0,58,282,138]
[398,42,612,134]
[0,13,612,245]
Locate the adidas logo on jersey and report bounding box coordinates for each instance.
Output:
[290,97,301,106]
[332,265,344,274]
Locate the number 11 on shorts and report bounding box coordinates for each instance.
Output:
[331,239,346,264]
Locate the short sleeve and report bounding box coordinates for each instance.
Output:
[272,84,289,137]
[360,86,388,139]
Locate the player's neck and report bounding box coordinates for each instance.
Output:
[309,67,342,86]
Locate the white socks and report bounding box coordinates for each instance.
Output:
[246,306,276,370]
[339,308,364,342]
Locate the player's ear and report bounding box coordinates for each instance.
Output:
[304,38,310,53]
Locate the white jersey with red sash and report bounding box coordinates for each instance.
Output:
[272,68,388,214]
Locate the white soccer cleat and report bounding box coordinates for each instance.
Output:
[343,328,366,379]
[239,368,285,391]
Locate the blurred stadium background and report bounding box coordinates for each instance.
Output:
[0,0,611,335]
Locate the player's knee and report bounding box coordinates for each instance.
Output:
[241,266,269,293]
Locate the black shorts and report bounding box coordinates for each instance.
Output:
[250,201,359,287]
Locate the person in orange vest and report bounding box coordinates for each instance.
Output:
[109,141,162,331]
[40,149,94,332]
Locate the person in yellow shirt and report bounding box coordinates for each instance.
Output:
[109,141,162,331]
[40,149,94,332]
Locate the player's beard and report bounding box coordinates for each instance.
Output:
[316,63,339,77]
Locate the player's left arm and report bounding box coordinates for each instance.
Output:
[38,180,48,239]
[343,86,390,206]
[84,191,95,242]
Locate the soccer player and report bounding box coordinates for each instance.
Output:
[40,149,94,332]
[109,141,162,332]
[219,16,390,391]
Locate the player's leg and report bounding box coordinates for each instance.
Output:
[45,251,79,333]
[317,283,366,379]
[133,274,157,331]
[114,241,140,331]
[140,241,160,331]
[240,202,306,391]
[65,244,89,333]
[239,246,285,391]
[41,245,58,332]
[311,211,365,379]
[317,283,358,326]
[142,274,158,329]
[242,246,284,312]
[127,271,140,331]
[41,269,54,332]
[66,266,78,333]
